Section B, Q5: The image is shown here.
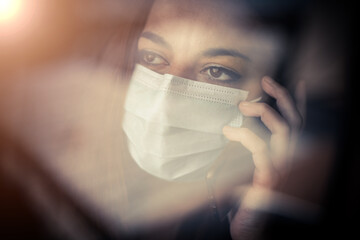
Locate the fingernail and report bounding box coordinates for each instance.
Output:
[263,76,274,86]
[239,101,250,107]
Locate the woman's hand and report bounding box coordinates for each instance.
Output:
[223,76,306,240]
[223,76,305,189]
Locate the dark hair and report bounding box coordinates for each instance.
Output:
[240,0,309,85]
[98,0,154,81]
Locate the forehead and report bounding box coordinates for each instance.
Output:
[143,0,284,67]
[145,0,253,33]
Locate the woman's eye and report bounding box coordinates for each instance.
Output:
[137,50,169,66]
[200,66,241,82]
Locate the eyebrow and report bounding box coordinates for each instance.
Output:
[140,31,171,49]
[202,48,250,61]
[140,31,250,61]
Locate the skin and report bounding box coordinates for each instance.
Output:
[137,0,284,99]
[136,0,306,238]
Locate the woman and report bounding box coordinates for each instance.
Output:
[119,0,306,239]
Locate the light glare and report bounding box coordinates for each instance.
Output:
[0,0,22,22]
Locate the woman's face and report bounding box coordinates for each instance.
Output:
[137,0,283,99]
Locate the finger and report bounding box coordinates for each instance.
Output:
[239,101,290,137]
[238,102,290,169]
[223,126,274,173]
[223,126,280,187]
[261,76,303,130]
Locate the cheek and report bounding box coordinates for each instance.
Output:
[243,79,263,100]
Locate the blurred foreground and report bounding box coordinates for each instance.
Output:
[0,0,358,239]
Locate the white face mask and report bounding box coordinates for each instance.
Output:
[122,64,250,181]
